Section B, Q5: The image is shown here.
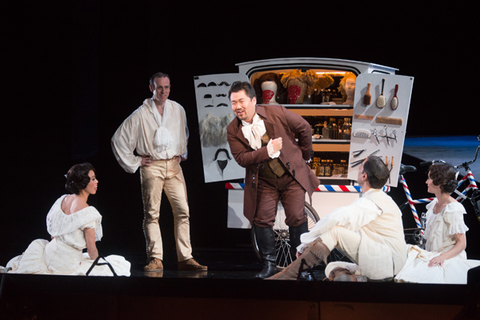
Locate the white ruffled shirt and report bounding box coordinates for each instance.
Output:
[152,100,174,152]
[241,113,280,158]
[111,99,189,173]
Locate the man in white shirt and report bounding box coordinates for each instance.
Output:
[268,155,407,281]
[111,72,206,272]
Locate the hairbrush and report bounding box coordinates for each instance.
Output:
[353,129,371,139]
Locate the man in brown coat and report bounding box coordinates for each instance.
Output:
[227,81,320,278]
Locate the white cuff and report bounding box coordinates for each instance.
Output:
[267,139,280,159]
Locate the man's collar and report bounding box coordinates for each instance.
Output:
[256,105,267,119]
[148,98,169,114]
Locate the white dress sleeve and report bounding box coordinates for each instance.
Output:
[80,220,97,230]
[443,202,469,236]
[46,197,103,241]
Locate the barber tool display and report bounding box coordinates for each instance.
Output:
[348,73,413,187]
[376,116,403,126]
[391,84,399,110]
[376,78,386,108]
[353,129,371,139]
[363,82,372,105]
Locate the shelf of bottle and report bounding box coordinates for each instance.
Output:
[312,140,350,152]
[288,107,353,117]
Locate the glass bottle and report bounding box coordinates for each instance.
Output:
[332,161,339,176]
[325,89,331,103]
[337,118,344,140]
[344,118,351,140]
[318,160,325,176]
[324,160,332,177]
[322,121,329,139]
[312,158,318,176]
[328,118,337,139]
[339,159,347,176]
[310,157,316,169]
[312,88,319,104]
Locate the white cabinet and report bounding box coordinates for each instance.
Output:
[194,58,414,228]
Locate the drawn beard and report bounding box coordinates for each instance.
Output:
[199,113,233,147]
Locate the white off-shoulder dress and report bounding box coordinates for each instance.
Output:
[395,199,480,284]
[6,195,130,276]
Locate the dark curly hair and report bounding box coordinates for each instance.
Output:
[428,164,457,194]
[65,162,96,195]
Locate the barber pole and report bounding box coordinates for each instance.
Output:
[401,175,424,231]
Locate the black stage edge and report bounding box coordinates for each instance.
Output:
[1,270,479,319]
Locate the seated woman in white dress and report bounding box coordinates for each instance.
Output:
[3,163,130,276]
[395,164,480,284]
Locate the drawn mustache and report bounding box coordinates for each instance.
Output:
[204,103,229,108]
[203,93,227,99]
[197,81,231,88]
[213,148,232,161]
[204,94,226,98]
[197,82,216,88]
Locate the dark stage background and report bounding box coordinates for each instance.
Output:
[2,1,478,265]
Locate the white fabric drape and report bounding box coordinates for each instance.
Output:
[152,100,173,152]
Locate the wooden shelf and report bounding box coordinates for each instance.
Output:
[287,105,352,154]
[289,108,353,117]
[312,143,350,152]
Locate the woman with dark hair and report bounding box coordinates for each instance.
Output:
[395,164,480,284]
[2,163,130,276]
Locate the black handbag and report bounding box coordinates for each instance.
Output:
[85,255,118,276]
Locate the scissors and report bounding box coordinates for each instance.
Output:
[352,149,366,158]
[350,149,381,168]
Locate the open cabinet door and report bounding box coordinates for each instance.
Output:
[348,73,414,187]
[194,73,249,183]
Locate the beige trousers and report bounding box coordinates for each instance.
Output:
[140,158,193,262]
[320,226,361,264]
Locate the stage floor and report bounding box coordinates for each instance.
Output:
[2,260,479,320]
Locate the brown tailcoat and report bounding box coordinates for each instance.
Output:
[227,104,320,223]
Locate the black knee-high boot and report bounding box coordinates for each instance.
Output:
[266,237,331,280]
[253,225,277,279]
[289,221,308,260]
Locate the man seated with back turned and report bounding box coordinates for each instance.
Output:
[268,155,407,281]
